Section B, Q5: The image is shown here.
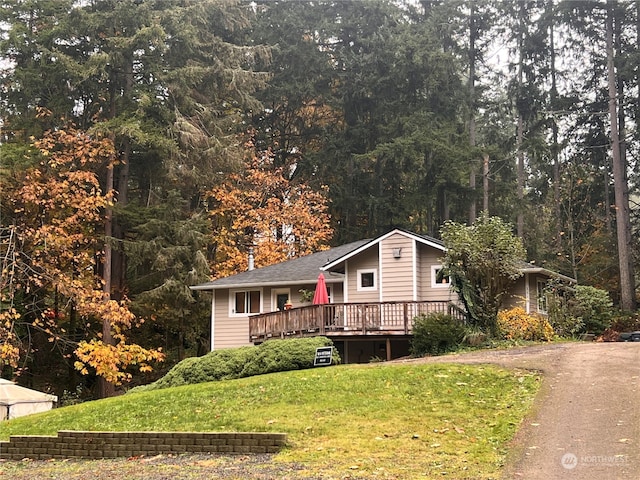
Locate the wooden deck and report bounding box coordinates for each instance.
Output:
[249,301,466,343]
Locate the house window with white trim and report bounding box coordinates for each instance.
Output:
[431,265,450,288]
[357,269,377,291]
[231,289,262,315]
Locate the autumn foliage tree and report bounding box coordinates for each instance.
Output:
[0,120,163,385]
[207,147,333,278]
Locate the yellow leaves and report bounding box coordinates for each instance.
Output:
[0,342,20,369]
[74,339,165,385]
[74,362,89,376]
[497,307,555,342]
[0,311,21,368]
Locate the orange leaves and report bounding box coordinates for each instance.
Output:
[75,294,137,331]
[0,309,21,369]
[207,148,333,278]
[2,120,163,383]
[74,339,165,385]
[11,124,113,279]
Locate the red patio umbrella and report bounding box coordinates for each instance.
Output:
[312,272,329,304]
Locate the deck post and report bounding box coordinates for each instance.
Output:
[386,337,391,361]
[403,303,409,334]
[362,306,367,334]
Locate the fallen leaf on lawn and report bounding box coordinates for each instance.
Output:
[196,459,223,467]
[141,454,164,463]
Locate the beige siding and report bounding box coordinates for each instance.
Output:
[380,233,414,301]
[417,244,454,301]
[330,282,344,303]
[346,245,380,302]
[503,277,527,311]
[503,274,549,314]
[212,289,251,349]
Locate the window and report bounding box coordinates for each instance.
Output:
[272,288,291,311]
[357,269,377,290]
[431,265,450,288]
[537,280,548,313]
[231,290,261,315]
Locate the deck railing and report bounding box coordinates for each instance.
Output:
[249,301,466,342]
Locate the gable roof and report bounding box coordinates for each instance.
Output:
[321,228,444,271]
[190,228,576,291]
[190,239,370,291]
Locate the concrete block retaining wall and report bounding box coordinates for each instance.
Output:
[0,430,287,460]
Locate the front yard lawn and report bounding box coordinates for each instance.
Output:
[0,362,540,479]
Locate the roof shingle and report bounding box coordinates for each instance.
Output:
[191,239,370,290]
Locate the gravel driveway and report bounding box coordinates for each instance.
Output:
[401,342,640,479]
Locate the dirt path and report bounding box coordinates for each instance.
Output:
[402,342,640,479]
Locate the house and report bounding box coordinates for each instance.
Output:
[191,229,574,363]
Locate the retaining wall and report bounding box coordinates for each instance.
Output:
[0,430,287,460]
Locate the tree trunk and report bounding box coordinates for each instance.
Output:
[549,5,562,251]
[483,153,489,213]
[112,139,130,302]
[516,3,525,239]
[606,1,636,311]
[100,158,116,399]
[468,1,477,225]
[111,52,134,302]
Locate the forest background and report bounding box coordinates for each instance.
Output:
[1,0,638,399]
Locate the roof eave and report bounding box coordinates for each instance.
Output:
[321,228,445,271]
[521,267,576,284]
[190,275,345,291]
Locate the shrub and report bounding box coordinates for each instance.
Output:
[411,313,466,356]
[546,287,583,337]
[497,307,554,341]
[571,285,613,335]
[598,312,640,341]
[131,337,340,392]
[462,329,488,346]
[609,312,640,333]
[240,336,339,377]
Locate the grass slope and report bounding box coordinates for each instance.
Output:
[0,363,540,479]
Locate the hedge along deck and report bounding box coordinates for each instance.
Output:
[0,430,288,460]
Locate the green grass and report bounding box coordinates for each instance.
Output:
[0,363,540,479]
